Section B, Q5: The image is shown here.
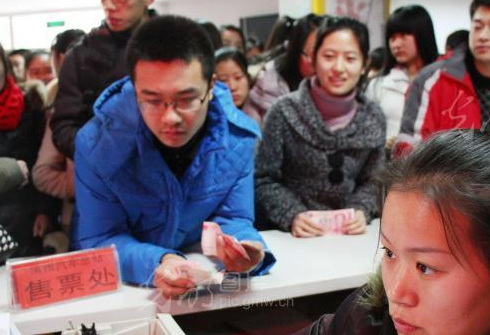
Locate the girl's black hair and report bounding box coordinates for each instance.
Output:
[383,5,438,75]
[377,128,490,269]
[265,15,295,51]
[199,21,223,51]
[51,29,86,55]
[215,46,248,77]
[276,13,324,91]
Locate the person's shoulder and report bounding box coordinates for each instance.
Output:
[213,82,261,139]
[412,56,454,87]
[76,78,138,159]
[357,95,387,142]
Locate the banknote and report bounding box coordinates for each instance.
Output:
[201,221,249,260]
[306,209,355,234]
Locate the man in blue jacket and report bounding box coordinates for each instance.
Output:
[72,15,275,298]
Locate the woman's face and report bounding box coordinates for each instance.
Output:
[315,29,365,96]
[215,59,250,108]
[298,30,317,78]
[27,54,54,85]
[381,190,490,335]
[389,33,421,68]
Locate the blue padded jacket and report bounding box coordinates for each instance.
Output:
[72,77,275,285]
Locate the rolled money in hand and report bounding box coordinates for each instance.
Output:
[222,234,250,261]
[202,221,222,257]
[177,261,223,285]
[201,222,250,260]
[307,209,355,235]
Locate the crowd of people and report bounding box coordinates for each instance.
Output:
[1,0,490,333]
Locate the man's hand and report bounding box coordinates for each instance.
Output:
[343,210,367,235]
[291,212,324,238]
[153,254,197,299]
[217,238,265,273]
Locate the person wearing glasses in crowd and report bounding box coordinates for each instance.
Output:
[72,16,275,297]
[255,17,385,237]
[50,0,156,160]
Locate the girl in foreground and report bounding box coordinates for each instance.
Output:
[299,128,490,335]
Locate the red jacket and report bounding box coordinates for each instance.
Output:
[393,48,481,156]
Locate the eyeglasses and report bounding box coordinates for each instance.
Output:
[138,84,210,115]
[328,152,344,185]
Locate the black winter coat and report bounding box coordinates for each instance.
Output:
[297,284,396,335]
[0,87,50,257]
[50,23,133,159]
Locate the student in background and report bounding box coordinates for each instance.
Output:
[365,5,438,151]
[220,25,246,53]
[50,0,155,160]
[440,29,470,60]
[255,17,385,237]
[198,21,223,51]
[364,47,386,80]
[244,14,324,125]
[393,0,490,156]
[25,50,55,85]
[248,15,295,67]
[298,129,490,335]
[0,43,57,257]
[215,47,251,111]
[32,29,87,241]
[8,49,30,84]
[245,35,264,60]
[446,29,470,53]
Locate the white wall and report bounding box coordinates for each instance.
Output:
[390,0,472,54]
[0,0,100,15]
[0,0,279,49]
[278,0,311,18]
[7,10,103,50]
[154,0,279,26]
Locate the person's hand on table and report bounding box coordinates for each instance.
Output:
[217,237,265,273]
[153,254,197,299]
[291,212,324,238]
[342,210,367,235]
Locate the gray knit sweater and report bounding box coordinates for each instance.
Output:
[255,79,386,231]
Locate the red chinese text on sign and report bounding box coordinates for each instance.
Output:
[8,246,119,309]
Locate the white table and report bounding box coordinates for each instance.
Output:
[0,221,381,333]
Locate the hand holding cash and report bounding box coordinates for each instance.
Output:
[153,254,222,299]
[291,209,366,237]
[201,221,264,273]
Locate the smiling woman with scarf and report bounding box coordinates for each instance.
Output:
[255,17,385,237]
[0,43,58,259]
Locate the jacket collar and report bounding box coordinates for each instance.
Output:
[438,46,477,94]
[281,79,379,150]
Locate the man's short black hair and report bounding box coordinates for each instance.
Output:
[126,15,215,83]
[446,30,469,51]
[470,0,490,18]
